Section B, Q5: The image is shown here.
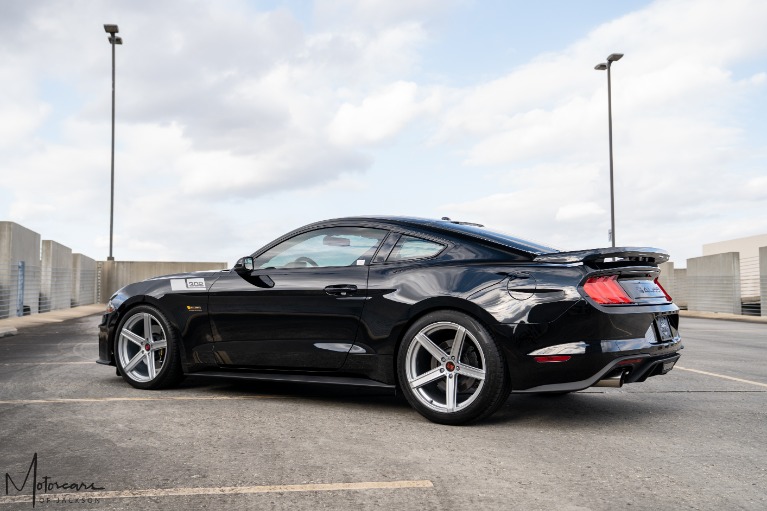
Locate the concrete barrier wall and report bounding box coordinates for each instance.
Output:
[2,220,229,319]
[41,240,73,312]
[686,252,741,314]
[0,222,42,318]
[658,262,675,303]
[100,260,229,301]
[673,268,688,308]
[761,246,767,317]
[72,253,97,307]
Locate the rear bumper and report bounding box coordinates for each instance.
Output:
[498,300,682,392]
[515,351,680,394]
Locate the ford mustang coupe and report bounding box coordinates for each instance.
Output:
[98,216,681,424]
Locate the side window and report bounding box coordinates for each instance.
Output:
[387,235,445,262]
[254,227,388,269]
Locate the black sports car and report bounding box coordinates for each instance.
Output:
[98,216,681,424]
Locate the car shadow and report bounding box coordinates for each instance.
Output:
[482,391,682,427]
[181,375,410,411]
[100,372,681,426]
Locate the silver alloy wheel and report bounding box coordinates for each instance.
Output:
[117,312,168,383]
[405,321,487,413]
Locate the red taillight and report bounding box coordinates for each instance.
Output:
[533,355,572,363]
[654,278,673,302]
[583,275,633,304]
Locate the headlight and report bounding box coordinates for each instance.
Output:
[106,300,116,313]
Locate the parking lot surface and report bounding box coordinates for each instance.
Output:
[1,315,765,510]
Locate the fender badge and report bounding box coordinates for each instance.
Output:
[186,305,202,312]
[171,278,206,291]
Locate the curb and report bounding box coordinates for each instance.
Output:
[0,304,105,333]
[679,310,767,324]
[0,326,18,338]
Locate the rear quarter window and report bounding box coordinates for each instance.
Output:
[388,235,445,262]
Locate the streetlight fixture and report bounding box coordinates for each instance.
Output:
[594,52,623,247]
[104,24,122,261]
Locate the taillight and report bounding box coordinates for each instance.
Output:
[654,278,673,302]
[533,355,572,363]
[583,275,633,304]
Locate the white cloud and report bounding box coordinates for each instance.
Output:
[556,202,606,222]
[0,0,765,267]
[328,81,438,146]
[433,0,767,263]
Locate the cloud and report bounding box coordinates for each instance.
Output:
[0,0,765,267]
[433,0,767,262]
[328,81,438,146]
[555,202,605,222]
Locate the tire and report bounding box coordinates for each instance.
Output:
[114,305,184,390]
[396,310,510,425]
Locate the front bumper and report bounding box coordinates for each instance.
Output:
[97,313,116,366]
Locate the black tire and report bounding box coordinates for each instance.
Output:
[396,310,510,425]
[114,305,184,390]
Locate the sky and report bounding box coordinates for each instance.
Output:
[1,0,765,267]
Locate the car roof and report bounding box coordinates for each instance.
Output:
[317,215,559,256]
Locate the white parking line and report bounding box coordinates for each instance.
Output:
[0,480,434,504]
[1,362,93,365]
[675,366,767,388]
[0,395,290,405]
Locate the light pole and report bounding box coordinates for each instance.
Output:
[104,24,122,261]
[595,52,623,248]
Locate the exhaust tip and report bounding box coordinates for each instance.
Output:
[593,371,625,388]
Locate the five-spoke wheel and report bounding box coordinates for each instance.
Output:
[397,311,510,424]
[115,305,183,389]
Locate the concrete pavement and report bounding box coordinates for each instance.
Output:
[1,315,765,510]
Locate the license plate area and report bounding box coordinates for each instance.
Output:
[656,315,673,342]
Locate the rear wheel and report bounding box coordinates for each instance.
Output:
[397,311,510,425]
[115,305,184,390]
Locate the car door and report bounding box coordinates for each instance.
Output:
[208,227,388,370]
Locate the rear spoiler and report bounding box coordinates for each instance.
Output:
[533,247,669,264]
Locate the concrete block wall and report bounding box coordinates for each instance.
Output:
[40,240,73,312]
[761,247,767,317]
[2,220,227,319]
[673,268,687,308]
[72,253,97,306]
[658,262,675,303]
[0,221,42,318]
[99,260,229,302]
[686,252,741,314]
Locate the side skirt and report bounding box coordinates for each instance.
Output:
[186,371,396,389]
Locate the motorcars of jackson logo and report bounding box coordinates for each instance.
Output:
[4,453,104,507]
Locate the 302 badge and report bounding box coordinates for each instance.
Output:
[170,278,206,291]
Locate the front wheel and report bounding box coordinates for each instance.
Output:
[397,311,510,425]
[114,305,184,390]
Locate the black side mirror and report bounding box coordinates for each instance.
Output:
[233,256,254,273]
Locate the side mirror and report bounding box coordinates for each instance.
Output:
[233,256,254,273]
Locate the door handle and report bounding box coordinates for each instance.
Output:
[324,284,358,296]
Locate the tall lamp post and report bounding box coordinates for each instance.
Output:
[104,24,122,261]
[595,52,623,248]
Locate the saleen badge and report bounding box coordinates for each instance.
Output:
[170,278,206,291]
